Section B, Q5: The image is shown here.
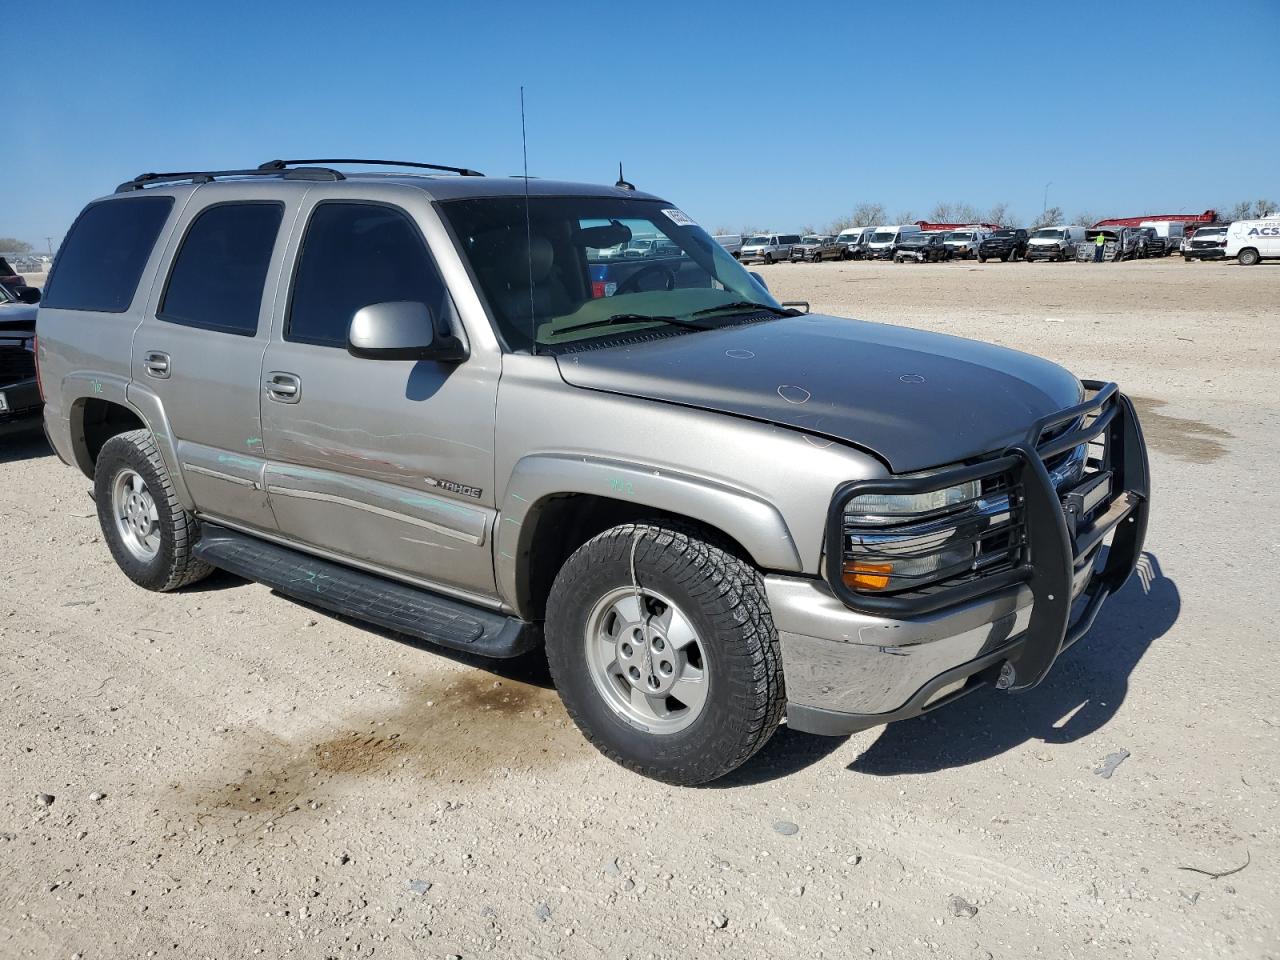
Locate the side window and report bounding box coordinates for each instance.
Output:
[158,202,283,336]
[42,196,173,313]
[288,202,454,348]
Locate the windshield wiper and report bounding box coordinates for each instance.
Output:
[555,313,713,335]
[692,301,800,318]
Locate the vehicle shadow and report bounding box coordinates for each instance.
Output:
[0,423,52,462]
[847,552,1177,776]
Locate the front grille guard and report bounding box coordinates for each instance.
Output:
[824,380,1150,690]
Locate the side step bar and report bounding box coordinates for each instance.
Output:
[194,525,539,659]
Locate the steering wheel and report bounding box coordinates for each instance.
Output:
[615,262,677,295]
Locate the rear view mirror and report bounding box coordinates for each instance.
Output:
[575,220,633,249]
[348,301,466,363]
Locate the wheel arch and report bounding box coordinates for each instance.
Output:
[63,381,194,511]
[495,454,803,620]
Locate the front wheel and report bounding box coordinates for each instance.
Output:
[95,429,214,592]
[545,523,784,786]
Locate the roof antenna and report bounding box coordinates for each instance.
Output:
[615,162,635,192]
[521,86,537,356]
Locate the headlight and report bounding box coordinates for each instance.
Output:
[843,479,981,525]
[839,477,1001,594]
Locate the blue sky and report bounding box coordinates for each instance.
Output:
[5,0,1277,247]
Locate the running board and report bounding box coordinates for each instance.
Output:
[194,525,539,659]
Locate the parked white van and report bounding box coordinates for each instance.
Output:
[866,224,921,260]
[1225,214,1280,265]
[1026,225,1087,262]
[739,233,802,264]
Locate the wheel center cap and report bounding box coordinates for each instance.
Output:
[616,623,680,696]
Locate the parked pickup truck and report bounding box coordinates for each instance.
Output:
[37,159,1150,785]
[789,235,842,262]
[978,228,1029,263]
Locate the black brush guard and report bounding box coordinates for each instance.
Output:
[824,381,1150,692]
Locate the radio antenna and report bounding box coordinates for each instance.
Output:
[520,86,537,356]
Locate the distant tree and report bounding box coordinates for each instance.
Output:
[824,214,854,234]
[1223,199,1278,221]
[1029,206,1064,230]
[928,201,982,224]
[1072,211,1099,228]
[847,202,888,228]
[0,238,32,254]
[892,210,916,225]
[985,202,1014,226]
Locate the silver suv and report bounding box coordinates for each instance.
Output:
[37,159,1150,785]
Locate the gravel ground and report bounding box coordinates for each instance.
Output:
[2,258,1277,959]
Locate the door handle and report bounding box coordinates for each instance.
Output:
[143,351,171,379]
[265,371,301,403]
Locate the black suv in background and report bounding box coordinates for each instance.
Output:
[0,282,40,426]
[978,228,1029,263]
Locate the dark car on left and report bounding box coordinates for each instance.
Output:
[0,282,41,426]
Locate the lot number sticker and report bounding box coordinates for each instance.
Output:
[661,208,697,228]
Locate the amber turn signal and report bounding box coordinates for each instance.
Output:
[842,561,893,591]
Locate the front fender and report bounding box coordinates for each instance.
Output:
[494,453,803,613]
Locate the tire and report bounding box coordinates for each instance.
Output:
[763,253,774,264]
[95,429,214,592]
[1238,248,1260,266]
[545,523,784,786]
[977,256,986,263]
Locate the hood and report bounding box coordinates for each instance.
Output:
[555,315,1082,474]
[0,302,38,334]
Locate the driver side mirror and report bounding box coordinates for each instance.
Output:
[18,287,40,304]
[347,301,467,363]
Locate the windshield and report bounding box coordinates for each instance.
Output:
[837,232,860,242]
[800,236,822,244]
[991,230,1017,237]
[744,236,768,246]
[1031,229,1063,239]
[1197,227,1226,237]
[870,231,895,243]
[439,196,783,352]
[947,232,973,241]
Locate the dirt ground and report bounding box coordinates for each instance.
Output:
[2,258,1278,960]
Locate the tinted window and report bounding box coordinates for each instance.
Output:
[42,196,173,312]
[159,203,283,336]
[288,203,453,347]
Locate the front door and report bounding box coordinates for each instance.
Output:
[133,188,294,532]
[260,198,499,600]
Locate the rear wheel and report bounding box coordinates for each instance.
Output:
[1238,248,1260,266]
[545,523,784,786]
[95,429,214,592]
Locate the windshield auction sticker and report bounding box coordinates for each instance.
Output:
[661,208,697,227]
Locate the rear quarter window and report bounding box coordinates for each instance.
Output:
[42,196,174,313]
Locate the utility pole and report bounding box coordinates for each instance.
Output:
[45,237,53,257]
[1043,181,1053,214]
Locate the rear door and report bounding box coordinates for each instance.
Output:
[133,184,299,532]
[259,194,500,599]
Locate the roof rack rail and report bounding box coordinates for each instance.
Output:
[258,158,485,177]
[115,166,344,193]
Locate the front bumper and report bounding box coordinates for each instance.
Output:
[1183,248,1225,260]
[0,377,41,423]
[777,384,1150,735]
